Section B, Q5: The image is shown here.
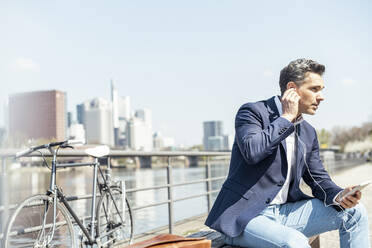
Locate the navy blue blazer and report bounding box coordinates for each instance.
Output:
[205,96,343,237]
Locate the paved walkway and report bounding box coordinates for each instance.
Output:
[130,163,372,247]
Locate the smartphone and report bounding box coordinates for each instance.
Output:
[341,180,371,200]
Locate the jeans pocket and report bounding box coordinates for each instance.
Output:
[223,234,233,245]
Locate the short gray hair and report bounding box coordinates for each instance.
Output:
[279,58,325,95]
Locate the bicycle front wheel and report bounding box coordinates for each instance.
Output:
[96,186,134,246]
[4,194,75,248]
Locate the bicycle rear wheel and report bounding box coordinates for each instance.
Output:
[96,186,133,246]
[4,194,75,248]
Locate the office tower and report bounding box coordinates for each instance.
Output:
[110,80,119,127]
[126,116,153,151]
[117,117,128,147]
[76,103,86,125]
[67,112,73,128]
[153,132,163,150]
[113,96,132,148]
[153,132,175,150]
[0,128,5,146]
[111,80,120,146]
[3,100,9,138]
[68,123,86,142]
[135,108,152,126]
[118,96,131,120]
[125,108,153,151]
[207,136,224,151]
[8,90,66,141]
[203,121,223,150]
[81,98,114,146]
[223,134,234,151]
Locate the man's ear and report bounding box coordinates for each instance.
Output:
[286,81,297,90]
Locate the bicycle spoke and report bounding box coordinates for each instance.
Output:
[96,187,133,246]
[4,195,74,248]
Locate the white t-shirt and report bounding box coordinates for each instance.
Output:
[270,131,296,205]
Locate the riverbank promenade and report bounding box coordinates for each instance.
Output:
[130,163,372,247]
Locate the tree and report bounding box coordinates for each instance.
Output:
[317,129,331,148]
[331,122,372,152]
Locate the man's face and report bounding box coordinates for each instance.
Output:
[296,72,325,115]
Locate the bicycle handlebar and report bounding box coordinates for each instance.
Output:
[15,139,85,158]
[15,148,35,158]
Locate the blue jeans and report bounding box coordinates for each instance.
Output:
[224,199,370,248]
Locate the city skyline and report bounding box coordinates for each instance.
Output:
[1,1,371,146]
[2,82,237,148]
[4,87,171,150]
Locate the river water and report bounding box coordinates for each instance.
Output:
[5,162,229,235]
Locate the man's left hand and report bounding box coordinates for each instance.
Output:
[336,186,362,209]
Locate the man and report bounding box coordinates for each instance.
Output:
[205,59,370,247]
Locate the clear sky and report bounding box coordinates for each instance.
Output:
[1,0,371,146]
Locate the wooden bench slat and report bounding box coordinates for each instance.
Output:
[188,230,320,248]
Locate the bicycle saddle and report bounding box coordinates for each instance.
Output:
[85,145,110,158]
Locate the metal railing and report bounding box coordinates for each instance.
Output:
[0,149,231,241]
[0,149,368,242]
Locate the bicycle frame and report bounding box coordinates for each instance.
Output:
[5,141,132,248]
[47,147,101,246]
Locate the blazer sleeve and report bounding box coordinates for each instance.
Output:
[235,103,294,164]
[302,129,343,207]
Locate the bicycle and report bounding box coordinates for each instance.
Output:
[3,140,134,247]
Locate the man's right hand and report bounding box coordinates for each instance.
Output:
[281,88,300,122]
[336,186,361,209]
